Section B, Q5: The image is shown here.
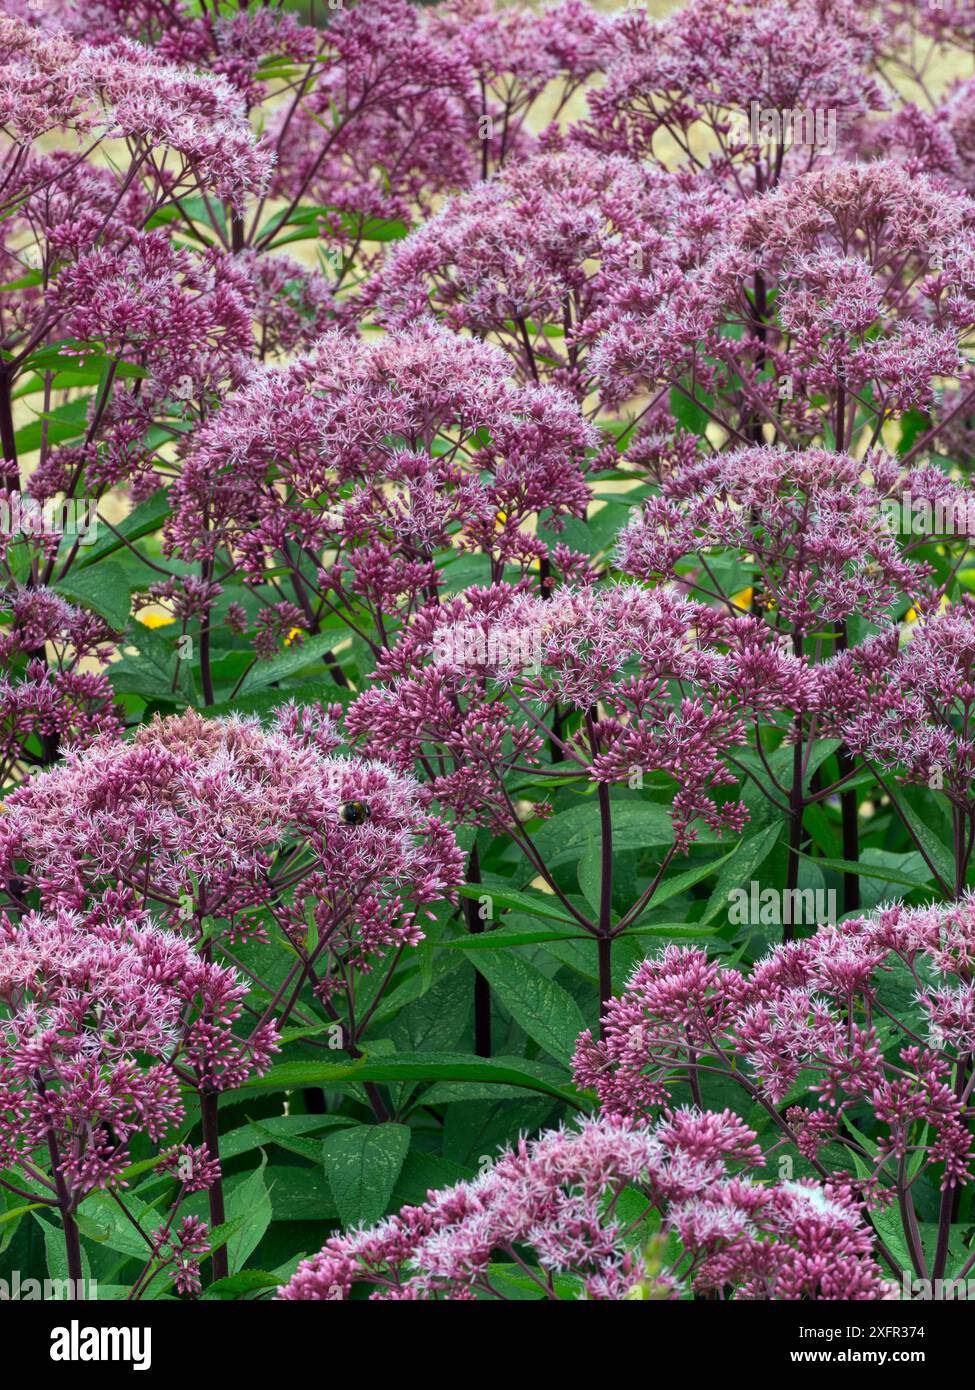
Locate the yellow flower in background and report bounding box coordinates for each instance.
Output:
[284,627,304,647]
[136,612,175,630]
[731,586,753,610]
[905,594,951,624]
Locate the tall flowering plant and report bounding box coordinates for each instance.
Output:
[165,322,596,681]
[0,708,463,1057]
[348,581,804,1014]
[278,1110,889,1300]
[4,0,975,1317]
[0,907,277,1290]
[574,901,975,1291]
[618,445,975,919]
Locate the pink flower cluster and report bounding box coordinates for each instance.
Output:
[574,900,975,1282]
[167,322,595,630]
[0,15,270,204]
[371,148,730,404]
[0,707,463,987]
[278,1109,888,1301]
[616,446,958,637]
[348,581,804,846]
[582,0,887,195]
[592,161,975,437]
[0,585,121,788]
[0,907,275,1197]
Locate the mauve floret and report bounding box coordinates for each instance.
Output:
[0,907,275,1196]
[580,0,887,192]
[592,160,975,435]
[575,903,975,1196]
[0,706,464,968]
[166,321,594,627]
[371,148,730,404]
[617,446,947,637]
[348,581,805,846]
[0,584,122,790]
[277,1110,887,1300]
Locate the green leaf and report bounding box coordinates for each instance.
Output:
[455,881,577,925]
[390,1150,476,1208]
[702,822,783,924]
[35,1213,92,1289]
[471,952,586,1068]
[638,847,736,915]
[856,849,936,906]
[894,793,955,892]
[225,1156,272,1275]
[443,921,716,951]
[576,831,602,913]
[238,630,345,693]
[795,850,935,892]
[441,926,594,949]
[669,383,713,439]
[323,1123,411,1229]
[54,559,132,632]
[14,396,91,455]
[264,1166,338,1221]
[220,1114,353,1163]
[109,622,195,703]
[0,1200,44,1226]
[532,800,690,869]
[77,1190,159,1259]
[203,1269,285,1301]
[75,489,171,569]
[487,1262,582,1300]
[241,1053,582,1107]
[351,215,411,243]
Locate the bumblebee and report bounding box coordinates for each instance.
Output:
[339,800,371,826]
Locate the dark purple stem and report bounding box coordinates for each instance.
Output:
[47,1129,83,1292]
[199,1090,228,1283]
[464,843,491,1057]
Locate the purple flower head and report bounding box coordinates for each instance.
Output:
[349,580,805,849]
[0,584,122,790]
[0,907,274,1199]
[425,0,612,176]
[0,707,464,1005]
[278,1109,887,1300]
[0,16,270,205]
[581,0,887,195]
[575,902,975,1230]
[266,0,472,245]
[820,596,975,889]
[371,148,730,406]
[166,321,595,639]
[592,161,975,445]
[617,446,952,639]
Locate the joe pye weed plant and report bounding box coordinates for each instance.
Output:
[3,0,975,1316]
